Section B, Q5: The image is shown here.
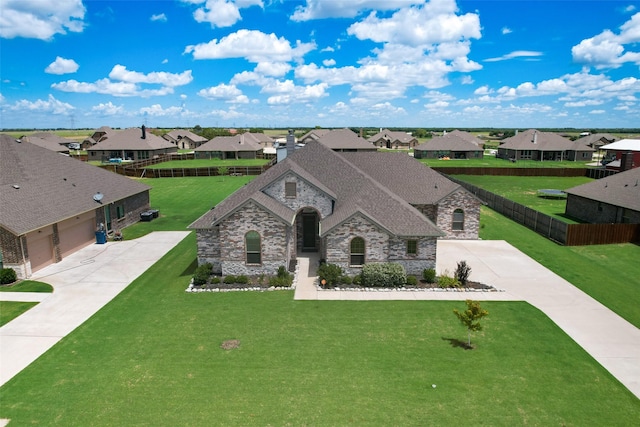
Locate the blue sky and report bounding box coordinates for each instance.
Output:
[1,0,639,130]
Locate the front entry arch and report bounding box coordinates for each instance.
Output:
[296,208,320,253]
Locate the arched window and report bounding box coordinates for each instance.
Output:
[350,237,365,266]
[452,209,465,231]
[245,231,261,264]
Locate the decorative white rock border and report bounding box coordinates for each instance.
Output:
[185,263,300,293]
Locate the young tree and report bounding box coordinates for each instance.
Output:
[217,166,228,181]
[453,300,489,348]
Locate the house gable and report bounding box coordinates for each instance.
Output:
[262,172,335,218]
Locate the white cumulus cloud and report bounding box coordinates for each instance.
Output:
[91,102,124,115]
[0,0,85,40]
[291,0,420,21]
[185,0,264,28]
[198,83,249,103]
[45,57,79,74]
[10,94,74,115]
[151,13,167,22]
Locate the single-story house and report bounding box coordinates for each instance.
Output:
[82,126,117,150]
[189,141,481,277]
[315,128,377,152]
[87,126,177,162]
[20,133,70,154]
[0,134,151,279]
[193,134,264,159]
[565,167,640,224]
[575,133,618,150]
[414,131,484,159]
[243,132,275,148]
[298,129,331,145]
[497,129,594,162]
[162,129,208,149]
[368,129,418,149]
[600,139,640,172]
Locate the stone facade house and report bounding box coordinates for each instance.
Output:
[87,126,177,162]
[162,129,208,149]
[368,129,418,149]
[190,142,481,277]
[0,134,150,279]
[565,167,640,224]
[414,131,484,159]
[497,129,594,162]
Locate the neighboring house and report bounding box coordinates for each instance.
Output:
[599,139,640,172]
[575,133,618,150]
[82,126,117,150]
[497,129,594,162]
[162,129,208,149]
[243,132,274,148]
[189,141,481,277]
[0,134,151,279]
[87,126,177,162]
[298,129,331,145]
[565,167,640,224]
[193,134,264,159]
[414,131,484,159]
[315,128,377,152]
[368,129,418,149]
[20,134,70,154]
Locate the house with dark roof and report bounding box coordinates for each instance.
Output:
[189,141,480,276]
[0,134,151,279]
[313,128,377,152]
[162,129,208,149]
[298,129,331,145]
[82,126,117,150]
[20,133,70,154]
[565,167,640,224]
[87,126,177,162]
[414,131,484,159]
[497,129,594,162]
[368,129,418,149]
[193,134,264,159]
[575,133,618,150]
[600,139,640,171]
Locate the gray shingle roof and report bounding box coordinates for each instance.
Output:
[190,141,452,238]
[368,129,417,144]
[414,133,484,153]
[316,128,377,151]
[163,129,207,143]
[90,127,175,151]
[565,167,640,211]
[193,135,263,153]
[0,134,150,235]
[23,136,70,153]
[575,133,617,147]
[499,129,594,152]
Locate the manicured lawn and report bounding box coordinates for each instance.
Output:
[455,175,594,222]
[122,176,254,240]
[145,158,270,169]
[480,206,640,328]
[1,236,638,425]
[420,155,593,168]
[0,301,38,326]
[0,280,53,293]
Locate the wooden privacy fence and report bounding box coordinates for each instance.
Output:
[449,177,639,246]
[432,166,618,179]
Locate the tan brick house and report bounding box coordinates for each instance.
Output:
[190,141,480,277]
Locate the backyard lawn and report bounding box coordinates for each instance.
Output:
[454,175,594,222]
[145,158,271,169]
[420,155,594,169]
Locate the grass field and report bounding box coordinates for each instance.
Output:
[145,158,270,169]
[419,155,594,169]
[0,301,38,327]
[0,235,638,425]
[455,175,594,222]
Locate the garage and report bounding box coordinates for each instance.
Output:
[26,227,54,273]
[58,211,97,258]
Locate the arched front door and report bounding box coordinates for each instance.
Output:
[297,208,320,252]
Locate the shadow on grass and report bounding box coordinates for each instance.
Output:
[181,258,198,277]
[442,337,474,350]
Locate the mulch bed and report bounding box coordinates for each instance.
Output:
[319,280,494,290]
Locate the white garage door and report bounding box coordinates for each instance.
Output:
[59,211,96,258]
[26,228,54,273]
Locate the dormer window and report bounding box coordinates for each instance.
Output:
[285,182,297,198]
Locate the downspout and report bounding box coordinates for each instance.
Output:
[19,235,28,278]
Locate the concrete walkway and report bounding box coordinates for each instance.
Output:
[0,231,190,387]
[294,240,640,400]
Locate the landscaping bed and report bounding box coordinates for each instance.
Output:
[317,277,497,292]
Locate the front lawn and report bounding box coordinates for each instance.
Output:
[455,175,593,222]
[0,280,53,293]
[145,158,270,169]
[1,236,638,425]
[0,301,38,326]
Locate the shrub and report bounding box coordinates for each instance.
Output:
[352,274,362,286]
[437,270,460,288]
[269,275,292,287]
[192,263,212,286]
[455,260,472,285]
[0,268,17,285]
[406,275,418,286]
[211,276,221,284]
[235,275,249,285]
[340,275,352,285]
[361,263,407,288]
[422,268,436,283]
[277,265,289,279]
[317,263,343,287]
[223,275,237,284]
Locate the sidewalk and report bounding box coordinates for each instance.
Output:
[0,231,190,387]
[294,240,640,399]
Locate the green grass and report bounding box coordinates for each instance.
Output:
[455,175,594,222]
[480,206,640,328]
[420,155,593,168]
[145,158,270,169]
[0,301,38,326]
[0,280,53,293]
[122,176,254,240]
[1,235,638,425]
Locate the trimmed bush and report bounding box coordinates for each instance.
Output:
[192,263,212,286]
[0,268,17,285]
[406,275,418,286]
[352,274,362,286]
[455,260,472,285]
[223,275,237,284]
[235,275,249,285]
[211,276,221,284]
[317,263,343,287]
[361,263,407,288]
[340,275,352,285]
[437,270,460,288]
[422,268,436,284]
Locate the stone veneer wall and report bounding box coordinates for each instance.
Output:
[324,214,389,276]
[262,173,333,218]
[196,227,222,274]
[0,227,30,279]
[218,201,290,276]
[388,237,437,275]
[436,189,480,240]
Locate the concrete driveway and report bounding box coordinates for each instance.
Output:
[295,240,640,400]
[0,231,190,387]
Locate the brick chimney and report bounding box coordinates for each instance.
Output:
[286,129,295,157]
